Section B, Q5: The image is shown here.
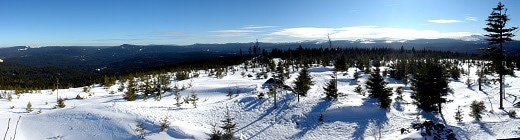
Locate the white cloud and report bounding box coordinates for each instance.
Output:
[270,26,473,40]
[270,27,335,38]
[428,19,462,23]
[465,16,477,21]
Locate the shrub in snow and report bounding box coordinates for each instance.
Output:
[469,100,485,121]
[160,116,170,132]
[75,94,84,100]
[354,85,364,96]
[26,101,33,113]
[227,87,234,99]
[209,123,223,140]
[395,86,404,100]
[465,78,473,88]
[257,92,265,99]
[135,120,146,139]
[8,94,12,102]
[509,110,517,118]
[56,98,66,108]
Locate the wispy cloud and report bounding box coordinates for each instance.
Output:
[211,30,258,33]
[160,31,185,35]
[270,26,472,40]
[465,16,477,21]
[241,25,277,29]
[428,19,463,24]
[210,29,258,37]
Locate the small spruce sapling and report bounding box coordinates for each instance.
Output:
[174,84,182,107]
[56,98,66,108]
[209,123,223,140]
[396,86,404,100]
[354,85,364,96]
[26,101,33,113]
[135,120,146,139]
[220,107,236,139]
[160,116,170,132]
[454,106,463,122]
[191,89,199,108]
[226,87,233,99]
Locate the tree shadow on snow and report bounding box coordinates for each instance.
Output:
[238,92,295,140]
[393,97,405,112]
[137,119,194,139]
[290,98,389,140]
[338,78,357,86]
[239,96,267,111]
[290,98,333,139]
[423,111,472,140]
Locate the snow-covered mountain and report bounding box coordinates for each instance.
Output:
[459,35,489,42]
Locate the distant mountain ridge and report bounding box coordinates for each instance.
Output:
[0,36,518,74]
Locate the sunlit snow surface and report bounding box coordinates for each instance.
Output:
[1,62,519,140]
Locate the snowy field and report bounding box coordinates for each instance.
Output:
[1,62,519,140]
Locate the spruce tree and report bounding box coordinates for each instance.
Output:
[323,73,339,100]
[469,100,486,121]
[365,67,392,109]
[174,84,182,107]
[334,54,347,72]
[294,67,313,101]
[411,59,450,112]
[26,101,33,113]
[190,89,199,108]
[454,106,463,122]
[220,107,236,139]
[483,2,518,109]
[124,79,137,101]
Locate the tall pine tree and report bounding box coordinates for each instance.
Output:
[294,67,313,102]
[411,59,450,112]
[323,72,339,100]
[365,67,392,109]
[483,2,518,109]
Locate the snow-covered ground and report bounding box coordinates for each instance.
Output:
[1,62,519,140]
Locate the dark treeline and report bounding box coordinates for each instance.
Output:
[0,53,250,90]
[3,44,519,91]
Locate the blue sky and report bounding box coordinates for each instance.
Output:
[0,0,518,46]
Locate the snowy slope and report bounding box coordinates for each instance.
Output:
[0,62,519,140]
